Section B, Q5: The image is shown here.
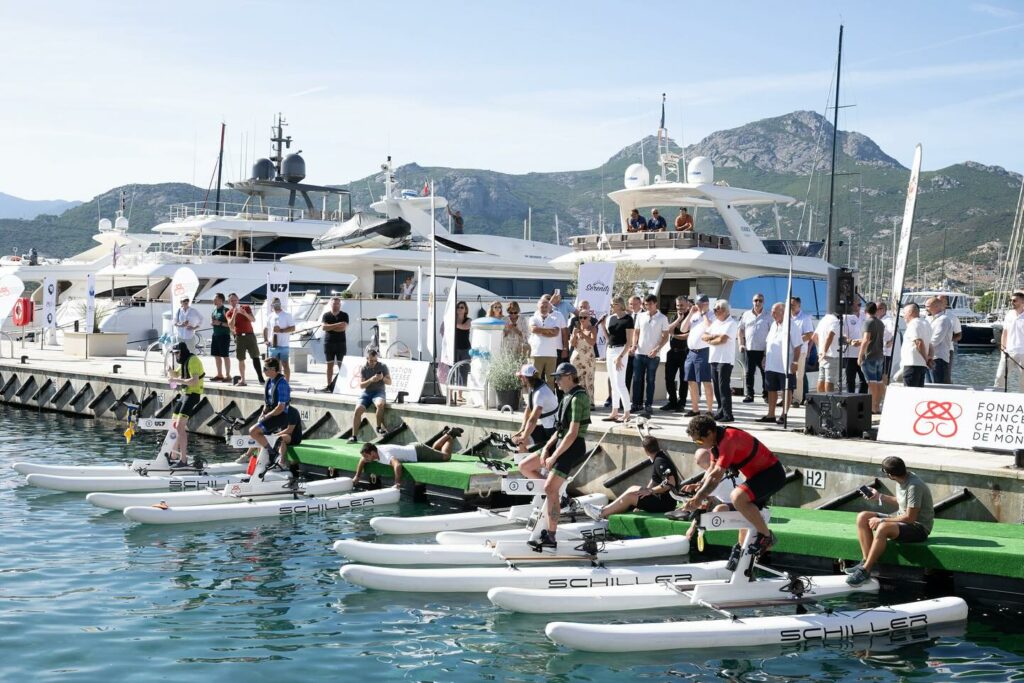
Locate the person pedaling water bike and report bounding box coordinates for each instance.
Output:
[682,415,786,555]
[240,405,305,484]
[676,447,742,541]
[510,364,558,454]
[354,427,463,487]
[246,357,295,473]
[583,435,680,520]
[519,362,591,551]
[167,341,205,468]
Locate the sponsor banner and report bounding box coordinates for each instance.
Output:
[170,267,200,304]
[85,273,96,332]
[575,262,615,318]
[439,276,458,366]
[891,144,922,306]
[0,274,25,321]
[332,356,431,403]
[878,385,1024,451]
[42,276,57,330]
[265,269,290,340]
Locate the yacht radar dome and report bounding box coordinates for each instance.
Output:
[282,153,306,183]
[624,163,650,189]
[251,158,275,181]
[98,218,113,232]
[114,215,129,231]
[687,157,714,184]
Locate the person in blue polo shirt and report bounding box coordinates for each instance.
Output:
[627,209,648,233]
[249,357,292,466]
[647,208,667,232]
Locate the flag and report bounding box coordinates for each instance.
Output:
[421,181,429,197]
[439,276,458,366]
[659,93,666,131]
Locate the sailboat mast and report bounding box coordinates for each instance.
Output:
[215,122,226,213]
[825,24,843,263]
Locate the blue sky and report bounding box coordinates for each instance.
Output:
[1,0,1022,200]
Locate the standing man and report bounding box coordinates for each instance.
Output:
[813,309,841,392]
[625,295,643,394]
[226,292,262,387]
[738,293,770,403]
[995,291,1024,390]
[846,456,933,587]
[858,302,887,414]
[842,299,867,394]
[528,298,561,389]
[209,293,231,382]
[173,296,202,352]
[661,296,691,412]
[265,298,295,381]
[675,207,694,231]
[877,300,896,385]
[446,204,464,234]
[630,294,670,418]
[789,297,815,405]
[646,209,667,232]
[347,347,392,442]
[683,295,714,417]
[926,296,954,385]
[758,303,802,424]
[549,290,572,363]
[524,363,591,551]
[703,299,738,423]
[321,296,349,391]
[900,303,932,388]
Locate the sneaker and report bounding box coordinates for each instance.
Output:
[170,460,191,469]
[527,529,557,551]
[749,531,777,555]
[682,410,700,417]
[725,543,743,571]
[582,502,604,522]
[756,415,776,423]
[742,397,754,403]
[376,426,388,436]
[603,399,612,408]
[846,566,871,586]
[659,402,678,412]
[346,436,358,444]
[844,561,865,575]
[449,427,464,438]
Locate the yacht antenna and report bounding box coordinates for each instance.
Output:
[825,24,844,263]
[657,93,667,182]
[215,122,226,213]
[270,113,292,180]
[555,213,560,245]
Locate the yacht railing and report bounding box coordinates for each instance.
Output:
[168,202,347,224]
[570,231,734,251]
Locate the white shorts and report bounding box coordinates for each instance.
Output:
[819,356,840,385]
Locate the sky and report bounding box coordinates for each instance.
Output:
[1,0,1022,201]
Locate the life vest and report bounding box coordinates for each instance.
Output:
[555,385,590,434]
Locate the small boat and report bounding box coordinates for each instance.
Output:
[24,470,262,493]
[12,460,244,478]
[122,486,400,524]
[312,213,412,250]
[338,560,731,593]
[545,596,968,651]
[332,535,688,566]
[435,520,608,545]
[86,477,353,510]
[488,574,878,614]
[368,493,608,535]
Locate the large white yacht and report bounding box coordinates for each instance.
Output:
[282,157,571,352]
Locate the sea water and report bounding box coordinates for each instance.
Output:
[1,405,1022,682]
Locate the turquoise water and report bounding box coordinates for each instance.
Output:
[2,406,1023,682]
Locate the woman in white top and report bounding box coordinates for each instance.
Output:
[602,297,634,423]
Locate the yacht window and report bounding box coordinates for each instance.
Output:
[374,270,416,299]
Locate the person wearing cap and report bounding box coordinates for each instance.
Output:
[173,296,203,353]
[347,347,391,443]
[524,362,591,551]
[265,298,296,381]
[683,294,714,416]
[511,363,559,453]
[247,404,304,484]
[646,209,667,232]
[167,341,205,468]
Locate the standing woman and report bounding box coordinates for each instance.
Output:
[454,301,473,402]
[603,297,633,423]
[570,312,598,404]
[487,300,505,321]
[503,301,530,356]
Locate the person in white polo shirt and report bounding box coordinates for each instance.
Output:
[995,291,1024,391]
[738,293,770,403]
[629,294,670,418]
[901,302,933,388]
[529,298,561,389]
[813,310,841,392]
[683,295,714,417]
[702,299,738,422]
[842,298,867,394]
[758,302,802,424]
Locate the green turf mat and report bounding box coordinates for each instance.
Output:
[291,440,495,490]
[609,507,1024,580]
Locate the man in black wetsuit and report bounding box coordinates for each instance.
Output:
[583,436,680,519]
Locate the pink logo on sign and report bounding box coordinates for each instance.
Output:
[913,400,961,438]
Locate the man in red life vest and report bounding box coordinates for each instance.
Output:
[683,414,786,553]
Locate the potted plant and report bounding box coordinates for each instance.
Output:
[488,350,526,411]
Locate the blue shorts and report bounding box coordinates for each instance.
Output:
[861,357,884,382]
[765,370,796,392]
[269,346,290,361]
[359,389,387,408]
[684,348,711,383]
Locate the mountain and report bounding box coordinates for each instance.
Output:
[1,110,1019,292]
[0,192,81,220]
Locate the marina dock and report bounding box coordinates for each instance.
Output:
[2,344,1023,523]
